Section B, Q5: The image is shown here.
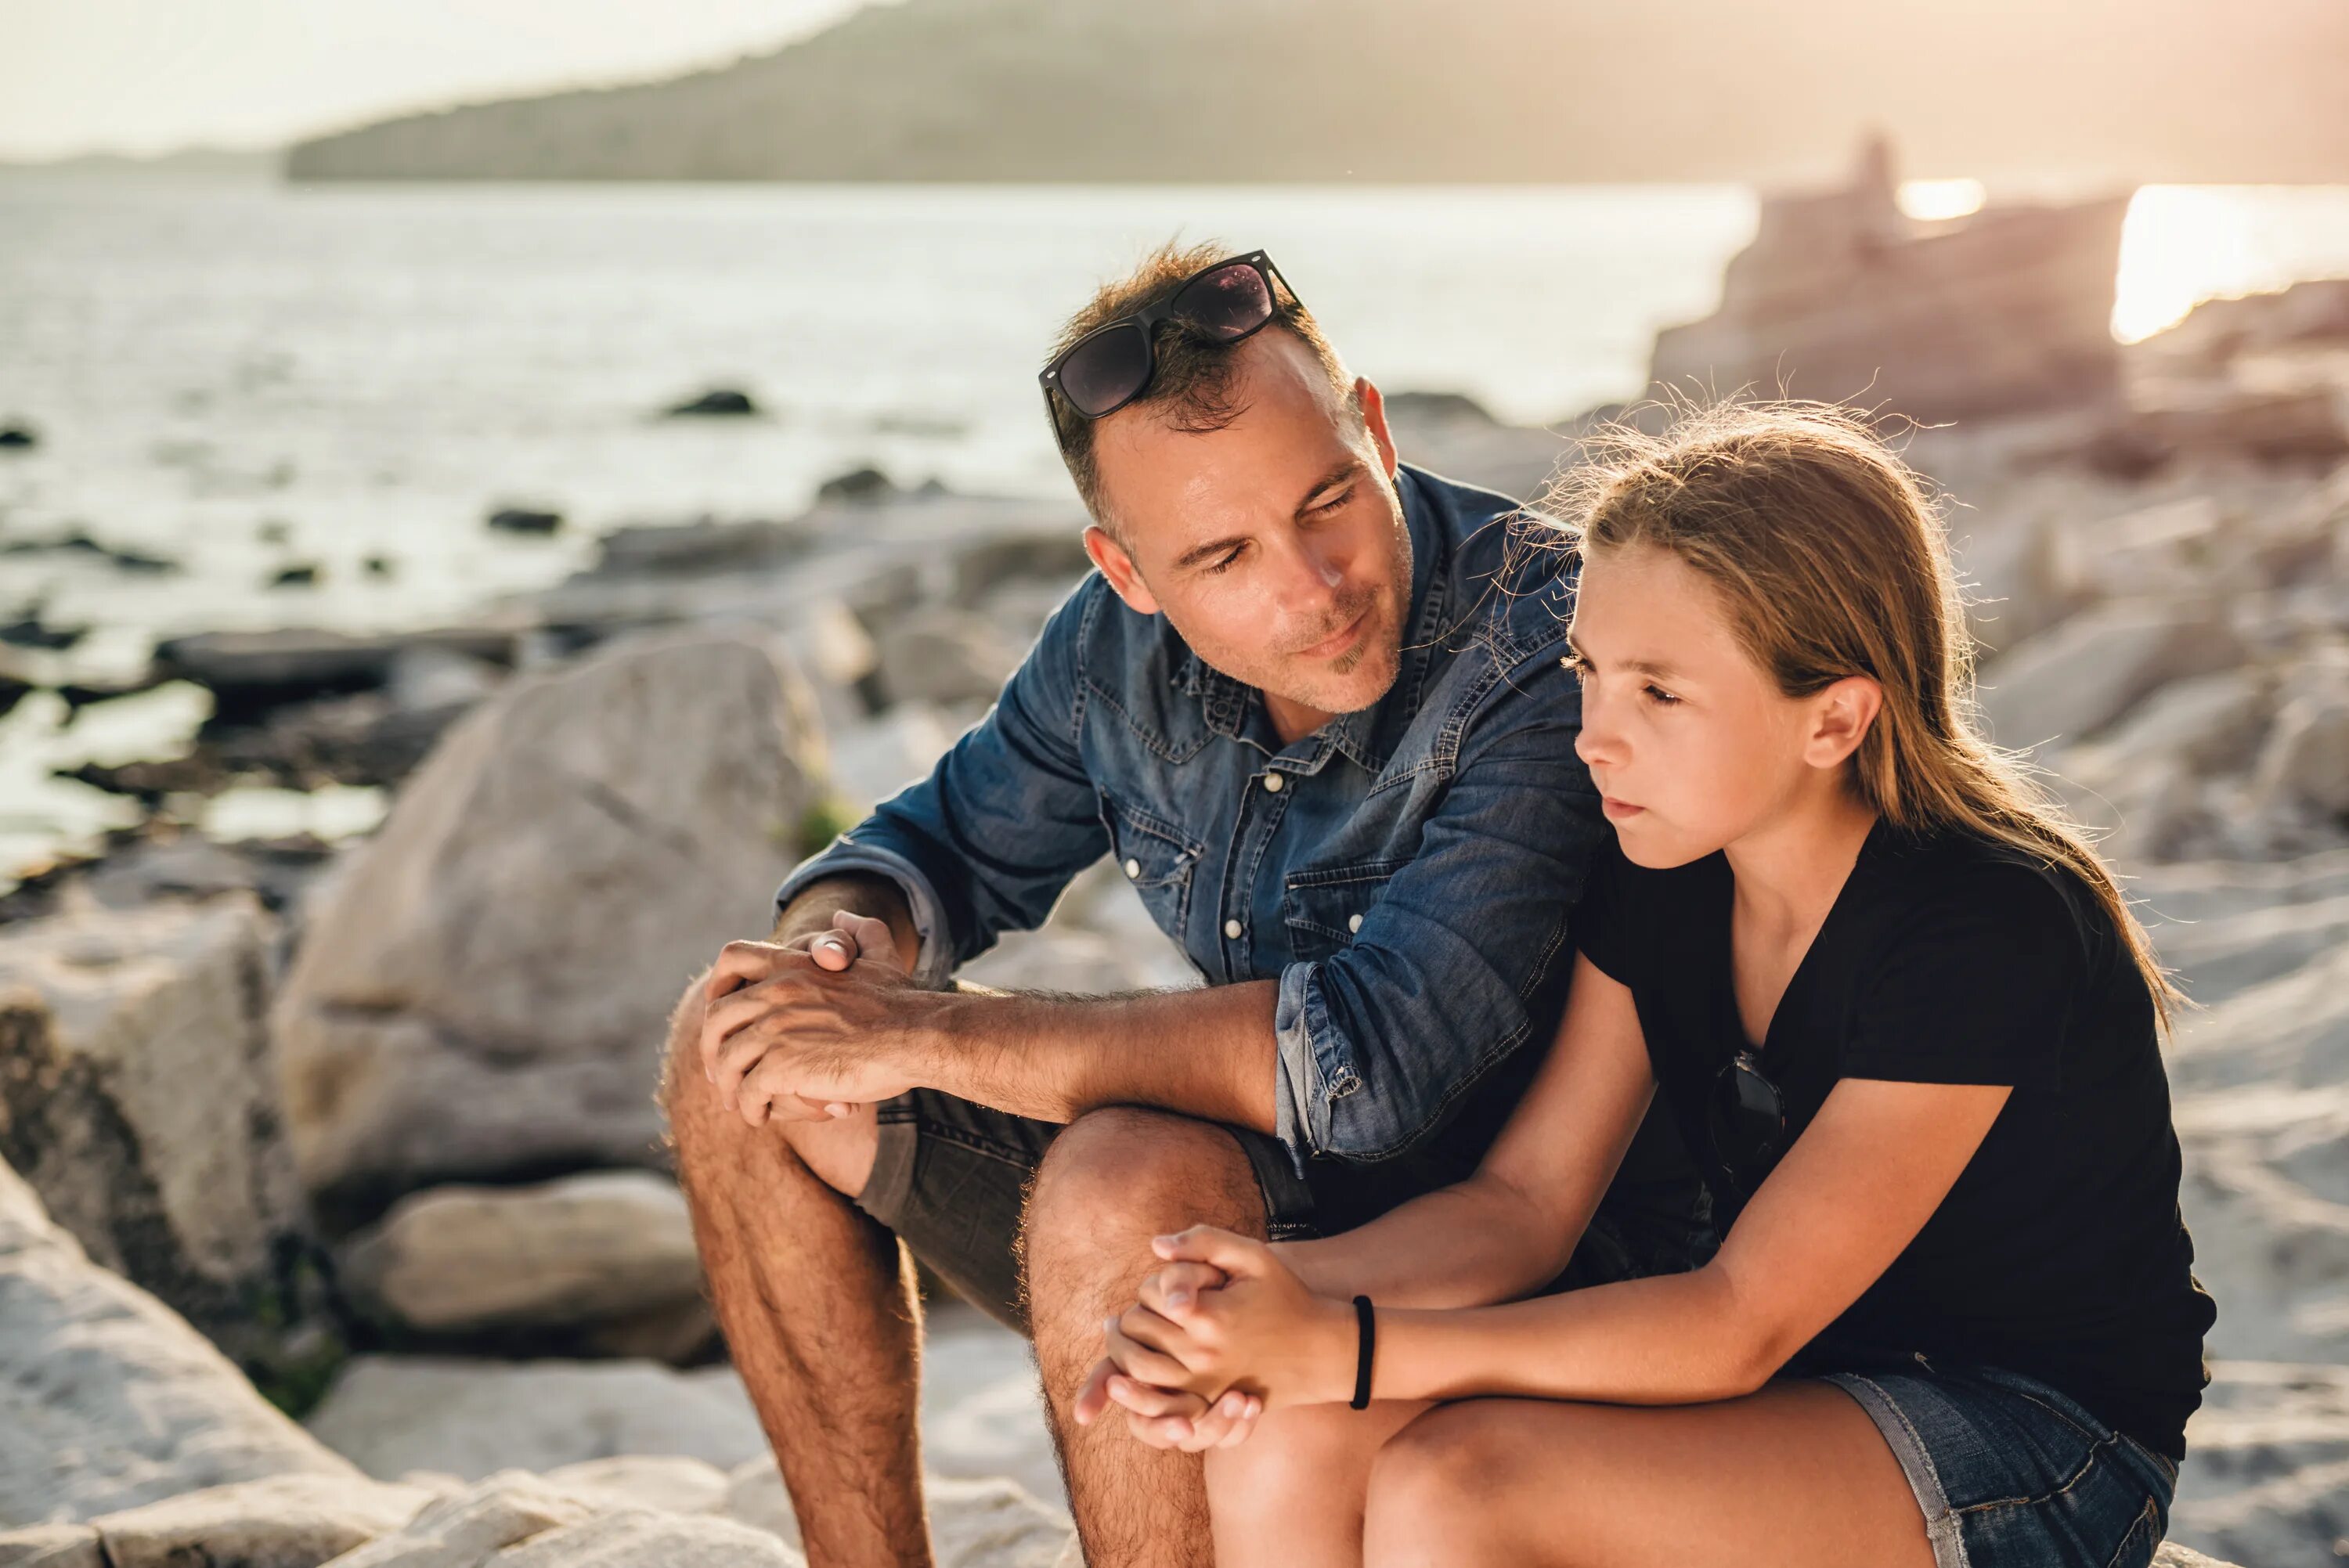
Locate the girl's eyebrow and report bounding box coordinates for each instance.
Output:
[1564,634,1681,679]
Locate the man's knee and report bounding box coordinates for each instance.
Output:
[656,968,716,1132]
[655,968,876,1199]
[1025,1108,1264,1275]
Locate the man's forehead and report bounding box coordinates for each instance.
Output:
[1092,334,1356,545]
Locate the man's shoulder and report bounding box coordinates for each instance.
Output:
[1402,464,1578,675]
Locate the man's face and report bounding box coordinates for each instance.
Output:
[1082,331,1413,730]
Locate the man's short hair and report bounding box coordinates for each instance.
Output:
[1045,240,1358,536]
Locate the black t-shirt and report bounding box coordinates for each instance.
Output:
[1574,819,2215,1460]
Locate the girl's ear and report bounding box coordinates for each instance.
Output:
[1803,675,1883,770]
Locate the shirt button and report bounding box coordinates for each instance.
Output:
[1224,918,1244,940]
[1122,858,1141,879]
[1348,913,1364,934]
[1262,773,1284,793]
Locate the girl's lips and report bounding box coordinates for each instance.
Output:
[1600,796,1646,821]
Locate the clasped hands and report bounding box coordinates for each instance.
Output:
[698,910,943,1126]
[1073,1226,1360,1453]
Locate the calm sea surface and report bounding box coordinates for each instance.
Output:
[1,179,2347,877]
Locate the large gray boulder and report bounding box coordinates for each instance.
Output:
[271,632,826,1229]
[0,1161,355,1527]
[336,1172,712,1361]
[1976,599,2245,753]
[0,895,307,1339]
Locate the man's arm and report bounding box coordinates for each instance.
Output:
[705,944,1276,1132]
[709,633,1595,1142]
[768,871,919,973]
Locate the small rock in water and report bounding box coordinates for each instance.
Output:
[363,553,395,578]
[817,464,896,504]
[0,611,88,651]
[0,422,36,449]
[664,387,759,417]
[257,519,293,546]
[487,506,565,536]
[269,562,322,589]
[0,528,180,572]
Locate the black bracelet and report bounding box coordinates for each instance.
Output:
[1350,1295,1376,1410]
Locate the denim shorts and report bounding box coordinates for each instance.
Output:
[1824,1359,2181,1568]
[855,1085,1714,1333]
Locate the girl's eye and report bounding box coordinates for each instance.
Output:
[1643,683,1681,706]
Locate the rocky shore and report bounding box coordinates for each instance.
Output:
[5,168,2349,1559]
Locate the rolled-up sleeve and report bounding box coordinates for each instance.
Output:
[1272,647,1604,1167]
[775,579,1112,988]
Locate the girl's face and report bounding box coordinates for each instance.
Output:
[1568,542,1875,869]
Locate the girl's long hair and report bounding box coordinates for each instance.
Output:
[1546,401,2182,1029]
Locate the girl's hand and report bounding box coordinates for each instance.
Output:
[1072,1260,1265,1450]
[1102,1227,1359,1412]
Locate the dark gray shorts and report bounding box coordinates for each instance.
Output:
[853,1086,1714,1333]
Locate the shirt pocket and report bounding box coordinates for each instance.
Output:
[1099,790,1205,937]
[1282,859,1406,962]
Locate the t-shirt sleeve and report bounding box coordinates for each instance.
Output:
[1840,863,2082,1090]
[1570,832,1636,985]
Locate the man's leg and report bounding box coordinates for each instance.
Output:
[1021,1107,1271,1568]
[659,974,930,1568]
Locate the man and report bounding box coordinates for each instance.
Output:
[659,243,1702,1568]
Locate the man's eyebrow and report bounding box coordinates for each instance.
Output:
[1294,457,1364,519]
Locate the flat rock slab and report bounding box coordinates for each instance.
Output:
[0,1162,352,1527]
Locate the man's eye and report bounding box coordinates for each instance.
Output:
[1310,486,1355,515]
[1205,546,1246,575]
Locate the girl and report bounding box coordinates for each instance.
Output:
[1076,403,2214,1568]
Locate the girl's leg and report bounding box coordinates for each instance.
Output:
[1364,1381,1936,1568]
[1202,1398,1431,1568]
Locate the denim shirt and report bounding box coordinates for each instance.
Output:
[774,464,1607,1175]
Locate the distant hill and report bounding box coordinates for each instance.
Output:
[1,146,276,181]
[287,0,2349,186]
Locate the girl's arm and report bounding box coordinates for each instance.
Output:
[1115,1073,2010,1410]
[1277,950,1661,1309]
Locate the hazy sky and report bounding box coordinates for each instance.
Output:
[0,0,871,159]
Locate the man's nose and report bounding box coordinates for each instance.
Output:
[1279,532,1349,609]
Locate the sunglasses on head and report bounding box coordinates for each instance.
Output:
[1706,1048,1790,1199]
[1039,250,1292,426]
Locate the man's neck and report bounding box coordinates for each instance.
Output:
[1261,690,1337,747]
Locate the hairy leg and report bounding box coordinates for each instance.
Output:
[1201,1399,1430,1568]
[660,972,928,1568]
[1022,1108,1268,1568]
[1364,1382,1934,1568]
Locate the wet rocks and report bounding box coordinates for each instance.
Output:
[663,388,758,418]
[152,627,523,723]
[0,424,38,450]
[485,507,563,536]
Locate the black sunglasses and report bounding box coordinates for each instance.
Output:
[1705,1049,1789,1198]
[1039,250,1292,426]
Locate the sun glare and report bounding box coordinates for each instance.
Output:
[1897,178,1986,222]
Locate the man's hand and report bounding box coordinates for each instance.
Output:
[699,911,937,1128]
